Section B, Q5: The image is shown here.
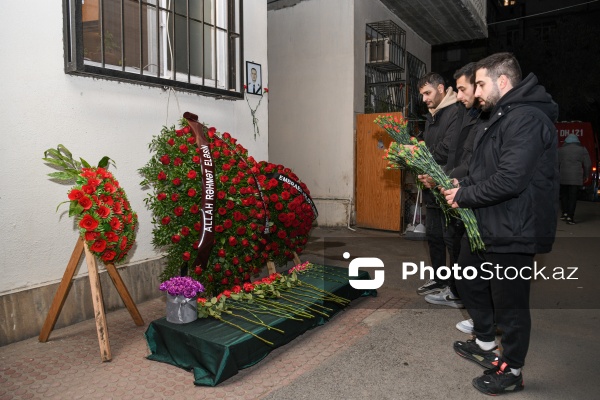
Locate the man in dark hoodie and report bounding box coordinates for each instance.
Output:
[442,53,559,396]
[415,72,459,296]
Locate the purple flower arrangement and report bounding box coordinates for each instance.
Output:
[159,276,205,298]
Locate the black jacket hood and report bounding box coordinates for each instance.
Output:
[494,73,559,123]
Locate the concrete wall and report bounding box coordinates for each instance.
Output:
[267,0,356,226]
[268,0,431,227]
[0,0,268,344]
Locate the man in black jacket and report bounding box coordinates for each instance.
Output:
[422,62,483,311]
[415,73,459,296]
[443,53,559,395]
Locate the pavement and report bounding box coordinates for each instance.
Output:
[1,202,599,399]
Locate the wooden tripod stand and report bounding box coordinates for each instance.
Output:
[38,237,144,361]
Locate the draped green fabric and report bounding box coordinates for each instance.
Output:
[145,266,375,386]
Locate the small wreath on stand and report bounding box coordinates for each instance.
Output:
[43,145,138,264]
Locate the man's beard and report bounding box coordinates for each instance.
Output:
[481,85,501,112]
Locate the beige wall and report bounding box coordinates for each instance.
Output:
[268,0,431,226]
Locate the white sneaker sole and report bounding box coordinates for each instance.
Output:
[425,296,464,309]
[456,322,474,334]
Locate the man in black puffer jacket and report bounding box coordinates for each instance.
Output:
[443,53,559,396]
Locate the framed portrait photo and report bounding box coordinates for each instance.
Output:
[246,61,262,95]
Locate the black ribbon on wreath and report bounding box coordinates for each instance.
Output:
[266,172,319,219]
[184,112,216,272]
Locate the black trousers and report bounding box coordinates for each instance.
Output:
[559,184,579,219]
[425,206,447,283]
[455,239,533,369]
[443,219,466,296]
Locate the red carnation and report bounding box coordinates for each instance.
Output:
[157,192,167,201]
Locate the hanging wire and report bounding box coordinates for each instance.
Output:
[165,87,182,126]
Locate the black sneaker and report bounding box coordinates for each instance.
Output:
[566,217,576,225]
[454,339,499,369]
[416,279,446,295]
[472,361,524,396]
[560,213,568,220]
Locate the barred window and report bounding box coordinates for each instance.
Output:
[64,0,243,99]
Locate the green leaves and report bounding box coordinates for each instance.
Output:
[43,144,114,184]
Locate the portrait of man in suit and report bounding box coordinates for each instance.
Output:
[246,62,262,95]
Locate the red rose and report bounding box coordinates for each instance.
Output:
[85,231,99,241]
[174,157,183,166]
[172,178,182,186]
[214,263,222,272]
[223,290,232,298]
[105,232,119,242]
[174,206,184,216]
[78,196,93,210]
[215,225,224,233]
[236,227,246,236]
[228,186,237,195]
[188,188,197,197]
[275,202,284,211]
[223,219,233,229]
[171,193,179,202]
[104,183,116,194]
[242,239,249,247]
[192,156,201,164]
[179,144,189,154]
[100,194,114,205]
[91,239,107,253]
[194,222,202,231]
[217,191,227,200]
[195,266,203,275]
[171,235,181,243]
[228,236,237,246]
[218,249,226,257]
[232,257,239,266]
[183,126,191,134]
[226,200,235,210]
[270,194,279,202]
[213,151,220,159]
[182,252,191,261]
[233,211,243,221]
[190,204,199,214]
[161,216,171,225]
[113,202,122,215]
[110,217,121,231]
[181,226,190,236]
[221,278,229,285]
[101,251,116,261]
[187,170,197,179]
[167,138,175,146]
[243,283,254,292]
[225,269,233,276]
[187,136,196,144]
[157,192,167,201]
[232,285,241,294]
[218,207,227,216]
[119,236,128,250]
[68,189,84,201]
[278,230,287,239]
[81,184,95,194]
[157,171,167,181]
[79,214,99,231]
[160,155,170,165]
[220,175,229,183]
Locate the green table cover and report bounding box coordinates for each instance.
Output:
[145,266,375,386]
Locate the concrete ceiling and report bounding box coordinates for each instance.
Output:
[267,0,488,45]
[378,0,488,45]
